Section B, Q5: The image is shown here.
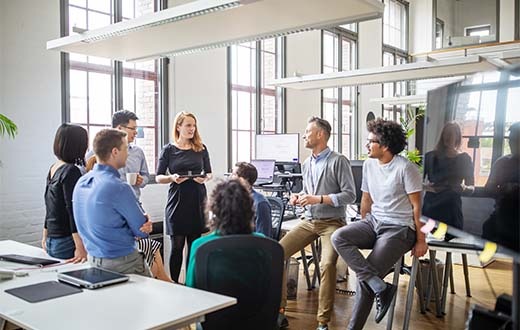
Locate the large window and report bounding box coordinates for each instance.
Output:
[63,0,166,172]
[322,27,357,158]
[229,38,285,166]
[383,0,408,51]
[382,51,407,121]
[454,72,520,185]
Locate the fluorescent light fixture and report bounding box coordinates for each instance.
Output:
[47,0,384,62]
[270,55,502,90]
[370,95,427,106]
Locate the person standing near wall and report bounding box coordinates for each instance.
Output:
[42,123,88,262]
[156,112,212,283]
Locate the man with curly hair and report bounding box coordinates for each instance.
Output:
[331,118,428,329]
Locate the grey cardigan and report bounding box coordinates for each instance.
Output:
[301,151,356,220]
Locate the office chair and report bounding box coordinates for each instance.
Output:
[194,235,284,330]
[266,196,285,241]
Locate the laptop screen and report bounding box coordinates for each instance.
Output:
[251,159,275,182]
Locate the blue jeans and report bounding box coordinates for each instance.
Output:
[46,236,75,259]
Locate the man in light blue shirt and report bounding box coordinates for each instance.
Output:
[111,110,150,200]
[73,129,153,276]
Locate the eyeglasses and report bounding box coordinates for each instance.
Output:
[366,139,380,145]
[122,125,138,132]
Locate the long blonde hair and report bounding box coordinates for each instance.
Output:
[173,111,204,152]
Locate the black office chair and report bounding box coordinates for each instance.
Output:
[266,196,285,241]
[194,235,284,330]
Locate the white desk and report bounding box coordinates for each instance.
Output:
[0,240,236,330]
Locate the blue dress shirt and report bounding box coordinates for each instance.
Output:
[73,164,148,258]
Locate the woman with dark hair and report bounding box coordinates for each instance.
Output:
[422,122,474,237]
[42,123,88,262]
[185,179,263,287]
[156,111,212,283]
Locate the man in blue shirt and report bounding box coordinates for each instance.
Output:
[73,129,153,276]
[231,162,272,237]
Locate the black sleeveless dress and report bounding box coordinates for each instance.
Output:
[156,144,212,236]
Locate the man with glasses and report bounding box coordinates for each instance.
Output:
[278,116,356,330]
[331,118,427,329]
[111,110,150,200]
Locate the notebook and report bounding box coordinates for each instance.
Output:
[251,159,276,186]
[0,254,60,266]
[5,281,83,303]
[57,267,129,289]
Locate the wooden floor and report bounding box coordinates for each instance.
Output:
[285,257,513,330]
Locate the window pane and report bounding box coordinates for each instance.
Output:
[135,127,156,172]
[88,11,111,30]
[69,6,87,35]
[88,72,112,125]
[88,1,111,14]
[69,0,86,7]
[506,87,520,135]
[70,70,88,123]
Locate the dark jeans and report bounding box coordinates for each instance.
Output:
[46,236,75,259]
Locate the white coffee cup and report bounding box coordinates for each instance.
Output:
[126,173,138,185]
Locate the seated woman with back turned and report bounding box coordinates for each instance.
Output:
[185,179,264,287]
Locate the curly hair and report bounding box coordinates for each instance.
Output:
[208,179,254,235]
[367,118,407,155]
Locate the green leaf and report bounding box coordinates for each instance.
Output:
[0,114,18,139]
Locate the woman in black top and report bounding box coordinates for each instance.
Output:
[422,122,474,238]
[156,112,212,283]
[42,123,88,261]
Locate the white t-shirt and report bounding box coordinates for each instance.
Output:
[361,155,422,228]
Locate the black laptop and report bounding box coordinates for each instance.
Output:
[0,254,60,266]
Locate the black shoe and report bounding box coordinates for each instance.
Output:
[375,283,397,323]
[277,313,289,329]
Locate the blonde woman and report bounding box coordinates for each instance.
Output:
[156,112,212,283]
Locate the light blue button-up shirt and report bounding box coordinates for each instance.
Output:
[73,164,148,258]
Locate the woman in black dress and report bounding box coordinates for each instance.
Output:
[156,112,212,283]
[422,122,474,238]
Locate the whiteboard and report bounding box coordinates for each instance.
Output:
[256,134,299,162]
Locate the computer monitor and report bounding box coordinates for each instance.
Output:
[250,159,276,185]
[256,134,299,162]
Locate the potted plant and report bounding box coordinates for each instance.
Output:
[0,114,17,139]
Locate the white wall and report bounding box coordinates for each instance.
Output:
[285,31,322,161]
[358,19,383,153]
[170,49,228,181]
[409,0,434,54]
[0,0,61,244]
[500,0,516,42]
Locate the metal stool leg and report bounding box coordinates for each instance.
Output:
[300,249,313,290]
[429,250,443,317]
[386,257,402,330]
[403,256,420,330]
[415,258,426,314]
[311,240,321,287]
[441,252,452,315]
[449,265,455,294]
[462,254,472,297]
